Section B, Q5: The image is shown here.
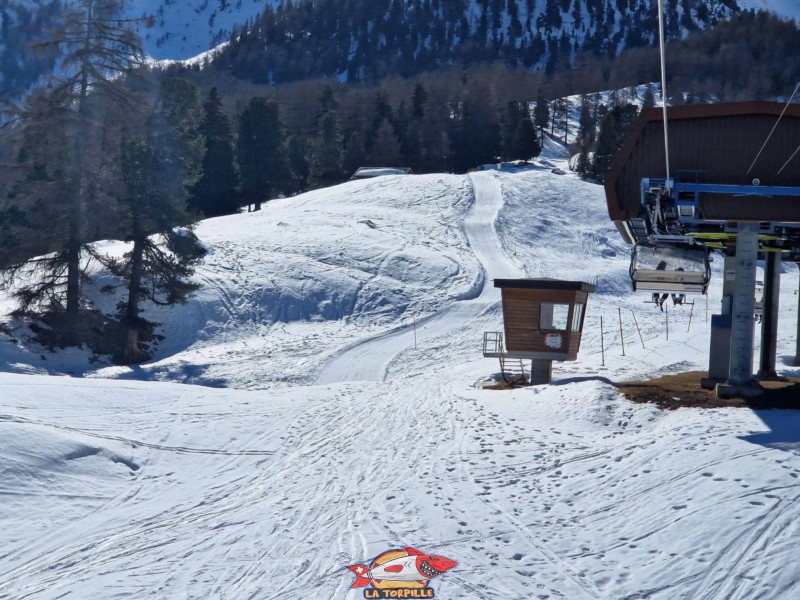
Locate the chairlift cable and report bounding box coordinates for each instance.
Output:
[746,80,800,175]
[656,0,671,193]
[776,143,800,176]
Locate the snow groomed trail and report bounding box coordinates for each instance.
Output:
[315,173,522,384]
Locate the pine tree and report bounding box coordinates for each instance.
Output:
[1,88,75,313]
[534,90,550,139]
[368,119,404,166]
[512,115,541,160]
[367,92,394,152]
[576,94,596,149]
[450,84,501,172]
[343,130,366,177]
[642,84,656,109]
[501,101,523,161]
[412,83,428,119]
[4,0,144,322]
[236,97,289,211]
[113,78,205,363]
[191,87,238,217]
[576,147,592,177]
[590,104,640,182]
[309,111,344,188]
[286,135,310,193]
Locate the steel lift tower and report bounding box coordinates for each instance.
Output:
[605,102,800,397]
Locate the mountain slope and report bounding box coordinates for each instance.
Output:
[213,0,739,83]
[2,161,800,599]
[126,0,282,60]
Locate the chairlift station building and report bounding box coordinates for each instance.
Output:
[604,101,800,396]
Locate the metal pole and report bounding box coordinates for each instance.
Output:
[618,308,626,356]
[687,301,695,333]
[665,304,669,340]
[728,224,759,386]
[656,0,672,192]
[758,251,781,378]
[413,315,417,350]
[631,310,646,349]
[600,316,605,367]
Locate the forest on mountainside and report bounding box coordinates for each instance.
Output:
[213,0,739,84]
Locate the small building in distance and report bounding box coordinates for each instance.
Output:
[350,167,413,180]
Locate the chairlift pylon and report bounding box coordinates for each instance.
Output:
[629,238,711,295]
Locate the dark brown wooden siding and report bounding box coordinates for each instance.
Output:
[605,102,800,227]
[501,288,581,357]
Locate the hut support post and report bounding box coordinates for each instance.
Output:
[757,251,781,379]
[530,359,553,385]
[722,224,759,392]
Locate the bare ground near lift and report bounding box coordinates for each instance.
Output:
[619,371,800,410]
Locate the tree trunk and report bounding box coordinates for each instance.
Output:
[65,236,81,317]
[123,237,147,363]
[65,11,93,317]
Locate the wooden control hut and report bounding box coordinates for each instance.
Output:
[483,278,596,384]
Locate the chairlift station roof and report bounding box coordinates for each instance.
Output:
[605,102,800,247]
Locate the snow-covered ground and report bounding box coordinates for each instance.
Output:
[2,159,800,599]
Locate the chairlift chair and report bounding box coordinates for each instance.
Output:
[630,239,711,294]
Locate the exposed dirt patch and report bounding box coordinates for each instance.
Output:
[619,371,800,410]
[484,376,533,390]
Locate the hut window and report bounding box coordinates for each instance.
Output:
[572,304,584,332]
[540,303,569,330]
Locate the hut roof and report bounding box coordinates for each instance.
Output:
[494,278,597,293]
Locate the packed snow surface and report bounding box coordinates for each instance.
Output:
[2,161,800,599]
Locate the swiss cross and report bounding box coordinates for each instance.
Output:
[355,566,365,574]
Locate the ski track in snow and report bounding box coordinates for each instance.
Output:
[315,172,521,384]
[3,164,800,599]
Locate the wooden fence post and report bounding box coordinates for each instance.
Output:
[600,316,606,367]
[631,310,646,349]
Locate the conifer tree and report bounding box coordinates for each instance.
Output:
[576,147,592,177]
[501,101,523,161]
[642,84,656,109]
[411,83,428,119]
[512,115,540,160]
[343,130,366,176]
[309,111,344,187]
[113,78,205,363]
[534,90,550,140]
[369,119,404,166]
[450,84,501,172]
[236,97,289,210]
[590,104,639,182]
[286,135,310,193]
[191,87,238,217]
[576,95,596,149]
[4,0,144,322]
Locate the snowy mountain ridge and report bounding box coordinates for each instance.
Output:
[125,0,283,60]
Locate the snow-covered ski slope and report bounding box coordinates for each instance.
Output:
[2,160,800,599]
